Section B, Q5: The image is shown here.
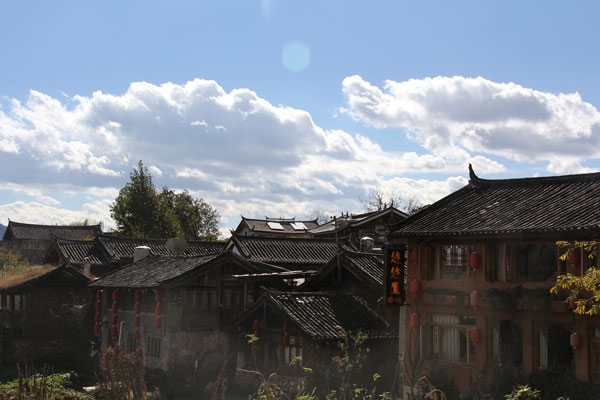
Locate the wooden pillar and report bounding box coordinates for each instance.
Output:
[575,317,589,381]
[522,319,534,374]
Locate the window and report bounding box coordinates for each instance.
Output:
[516,243,557,282]
[431,314,476,364]
[126,333,137,353]
[430,245,477,280]
[222,287,242,309]
[284,336,302,366]
[184,287,219,310]
[485,244,507,281]
[147,336,161,358]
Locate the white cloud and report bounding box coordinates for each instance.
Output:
[341,75,600,173]
[0,182,60,206]
[0,200,112,228]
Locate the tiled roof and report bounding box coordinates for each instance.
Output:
[0,266,90,294]
[90,251,271,288]
[247,289,394,340]
[3,221,101,241]
[391,165,600,237]
[98,234,227,261]
[235,216,319,235]
[308,207,407,235]
[341,250,384,287]
[230,235,355,267]
[53,239,107,265]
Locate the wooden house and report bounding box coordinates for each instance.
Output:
[2,221,102,263]
[309,207,408,250]
[0,266,91,373]
[233,216,319,238]
[388,166,600,395]
[234,288,396,388]
[44,234,227,276]
[88,251,276,379]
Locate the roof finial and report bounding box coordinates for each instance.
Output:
[468,163,478,182]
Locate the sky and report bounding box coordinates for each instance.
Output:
[1,1,600,236]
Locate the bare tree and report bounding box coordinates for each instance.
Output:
[306,209,330,225]
[360,187,425,215]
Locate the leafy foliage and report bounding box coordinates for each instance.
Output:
[551,241,600,315]
[0,368,92,400]
[98,345,146,400]
[110,160,220,239]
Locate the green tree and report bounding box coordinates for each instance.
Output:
[551,241,600,315]
[110,161,220,240]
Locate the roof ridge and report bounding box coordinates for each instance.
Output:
[469,163,600,187]
[10,221,101,229]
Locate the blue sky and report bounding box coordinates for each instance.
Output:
[1,1,600,235]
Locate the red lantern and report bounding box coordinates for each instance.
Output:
[156,316,162,329]
[96,290,103,300]
[283,334,290,347]
[155,291,162,302]
[135,290,141,301]
[112,303,118,314]
[111,326,118,337]
[95,302,102,312]
[569,249,581,266]
[94,324,100,336]
[471,328,481,343]
[282,321,289,332]
[326,342,332,355]
[470,291,480,308]
[570,332,582,348]
[134,329,140,340]
[155,304,162,315]
[409,248,419,263]
[253,319,259,333]
[134,316,140,327]
[134,303,141,314]
[470,252,480,269]
[409,313,419,329]
[112,315,118,325]
[410,280,422,295]
[112,290,119,301]
[94,313,101,323]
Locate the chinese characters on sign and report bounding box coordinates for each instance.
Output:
[384,246,406,305]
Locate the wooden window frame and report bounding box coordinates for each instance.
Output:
[146,336,162,358]
[430,319,477,364]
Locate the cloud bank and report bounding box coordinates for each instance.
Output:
[342,75,600,173]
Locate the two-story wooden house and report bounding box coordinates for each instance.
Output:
[388,166,600,396]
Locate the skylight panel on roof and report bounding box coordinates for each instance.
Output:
[290,222,307,230]
[267,221,284,230]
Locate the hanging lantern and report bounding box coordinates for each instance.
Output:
[155,316,162,329]
[569,249,581,266]
[95,301,102,312]
[155,291,162,302]
[570,332,582,348]
[94,313,101,323]
[112,303,118,313]
[155,303,162,315]
[112,315,118,325]
[409,248,419,263]
[409,313,419,329]
[134,329,140,340]
[135,290,142,301]
[94,324,100,336]
[112,290,119,301]
[470,252,480,269]
[410,280,422,295]
[134,316,140,327]
[471,328,481,343]
[96,290,103,300]
[283,333,290,347]
[134,303,141,314]
[282,321,289,333]
[111,326,118,338]
[470,291,480,308]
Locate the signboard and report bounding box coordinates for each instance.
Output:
[384,245,406,305]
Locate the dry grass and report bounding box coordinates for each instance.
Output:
[0,265,55,289]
